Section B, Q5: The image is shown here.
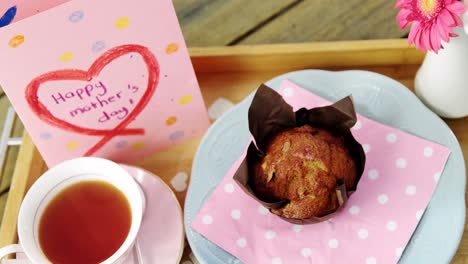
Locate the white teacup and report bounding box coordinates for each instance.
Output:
[0,157,145,264]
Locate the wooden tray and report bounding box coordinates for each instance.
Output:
[0,39,467,263]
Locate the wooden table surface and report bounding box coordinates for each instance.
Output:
[3,1,463,263]
[174,0,408,46]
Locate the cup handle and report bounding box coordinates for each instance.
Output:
[0,244,25,262]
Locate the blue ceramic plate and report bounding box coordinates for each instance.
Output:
[185,70,466,264]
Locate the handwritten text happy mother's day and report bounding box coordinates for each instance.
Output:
[50,81,140,123]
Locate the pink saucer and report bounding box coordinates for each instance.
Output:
[120,164,184,264]
[15,164,184,264]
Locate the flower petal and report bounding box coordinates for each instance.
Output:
[422,27,432,52]
[436,17,450,42]
[395,0,411,9]
[399,19,412,29]
[451,12,464,27]
[446,1,466,14]
[397,9,413,28]
[430,23,441,53]
[444,0,456,5]
[440,9,456,27]
[408,22,421,45]
[414,26,425,51]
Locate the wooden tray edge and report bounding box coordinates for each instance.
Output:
[189,39,425,73]
[0,133,45,247]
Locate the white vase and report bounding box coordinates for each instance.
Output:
[414,25,468,119]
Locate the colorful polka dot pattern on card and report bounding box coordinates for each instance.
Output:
[165,43,179,54]
[66,141,78,150]
[179,95,193,105]
[40,132,53,140]
[8,35,24,48]
[0,6,17,28]
[169,130,184,141]
[131,142,144,150]
[91,41,106,53]
[68,10,84,23]
[165,116,177,125]
[115,17,130,29]
[115,140,128,149]
[191,80,451,264]
[59,52,75,62]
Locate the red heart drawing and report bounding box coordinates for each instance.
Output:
[25,44,160,156]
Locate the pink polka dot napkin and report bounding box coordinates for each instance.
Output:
[191,80,451,264]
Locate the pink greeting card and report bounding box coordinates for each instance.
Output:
[0,0,210,166]
[191,80,451,264]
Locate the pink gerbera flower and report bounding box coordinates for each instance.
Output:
[396,0,466,53]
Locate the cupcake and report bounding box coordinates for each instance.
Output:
[252,125,356,219]
[234,84,365,224]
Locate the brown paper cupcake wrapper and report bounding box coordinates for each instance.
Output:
[233,84,366,224]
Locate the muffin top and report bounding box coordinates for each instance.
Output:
[252,125,356,219]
